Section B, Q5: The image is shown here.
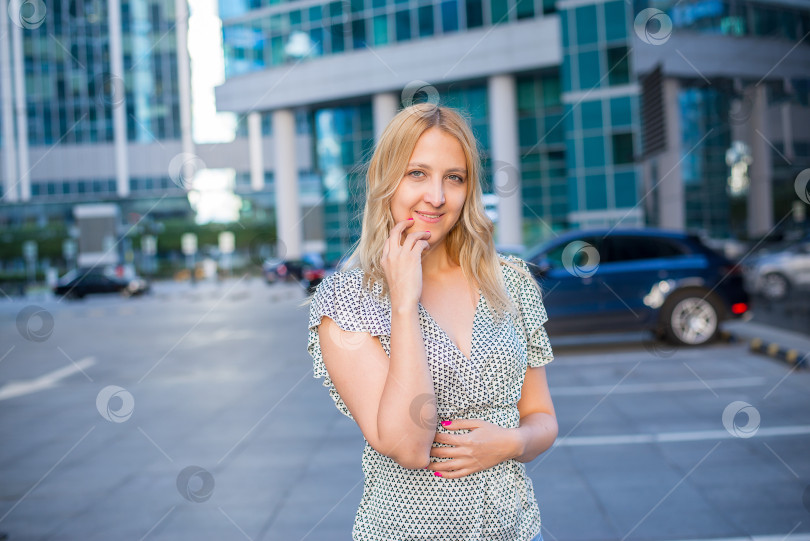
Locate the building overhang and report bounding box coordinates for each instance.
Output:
[215,16,561,114]
[633,31,810,82]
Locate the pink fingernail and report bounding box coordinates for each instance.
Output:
[441,421,451,426]
[434,472,442,477]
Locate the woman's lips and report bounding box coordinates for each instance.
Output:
[414,211,443,223]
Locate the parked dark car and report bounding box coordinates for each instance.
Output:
[523,228,750,346]
[53,267,150,299]
[262,253,330,294]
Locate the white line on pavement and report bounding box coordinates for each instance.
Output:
[0,357,96,400]
[552,377,766,396]
[556,425,810,446]
[664,534,810,541]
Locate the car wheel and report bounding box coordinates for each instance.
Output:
[760,272,790,301]
[662,291,720,346]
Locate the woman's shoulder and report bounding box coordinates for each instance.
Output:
[496,252,531,276]
[309,265,390,336]
[494,252,542,301]
[314,266,387,306]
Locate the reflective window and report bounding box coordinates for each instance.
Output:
[606,46,629,85]
[585,174,607,209]
[603,1,626,42]
[516,0,533,20]
[578,50,601,90]
[466,0,484,27]
[441,0,459,32]
[582,136,605,167]
[491,0,508,24]
[611,132,634,165]
[419,5,435,36]
[610,96,632,127]
[575,4,598,44]
[614,171,637,207]
[373,14,389,45]
[581,100,602,131]
[605,236,686,262]
[396,9,411,40]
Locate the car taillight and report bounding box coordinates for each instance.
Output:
[278,264,287,276]
[304,269,324,281]
[731,302,748,315]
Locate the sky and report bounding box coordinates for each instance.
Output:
[187,0,235,144]
[186,0,241,224]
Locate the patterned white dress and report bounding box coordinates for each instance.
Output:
[306,254,554,541]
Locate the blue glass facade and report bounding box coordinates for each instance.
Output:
[517,71,568,245]
[634,0,810,40]
[219,0,557,77]
[314,103,375,261]
[16,0,182,146]
[1,0,189,210]
[212,0,810,254]
[560,0,640,226]
[679,85,734,236]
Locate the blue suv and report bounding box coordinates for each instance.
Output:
[523,228,750,346]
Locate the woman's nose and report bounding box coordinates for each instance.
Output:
[424,177,445,206]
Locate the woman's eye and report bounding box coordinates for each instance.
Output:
[449,175,464,183]
[409,170,424,178]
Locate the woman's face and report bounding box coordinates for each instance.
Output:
[390,126,468,249]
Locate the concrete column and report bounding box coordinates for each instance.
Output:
[11,10,29,201]
[248,112,265,191]
[175,0,195,181]
[372,92,398,143]
[747,84,773,237]
[0,0,18,202]
[487,74,522,247]
[108,0,129,197]
[272,108,302,259]
[657,78,685,230]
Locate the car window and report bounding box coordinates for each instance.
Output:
[81,271,108,284]
[542,236,602,269]
[605,236,686,263]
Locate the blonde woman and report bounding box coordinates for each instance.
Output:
[306,103,557,540]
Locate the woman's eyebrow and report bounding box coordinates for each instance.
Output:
[407,162,468,174]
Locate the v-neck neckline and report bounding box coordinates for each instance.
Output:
[418,290,483,363]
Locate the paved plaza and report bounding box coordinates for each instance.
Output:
[0,277,809,540]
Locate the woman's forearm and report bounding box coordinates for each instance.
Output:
[376,304,436,469]
[512,412,558,463]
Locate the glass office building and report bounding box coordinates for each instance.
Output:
[216,0,810,262]
[0,0,194,226]
[3,0,808,265]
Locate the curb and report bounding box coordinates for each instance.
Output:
[717,330,738,344]
[725,331,810,368]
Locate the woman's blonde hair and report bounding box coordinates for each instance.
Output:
[338,102,535,321]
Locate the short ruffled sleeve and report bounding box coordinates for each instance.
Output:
[306,269,390,420]
[500,254,554,367]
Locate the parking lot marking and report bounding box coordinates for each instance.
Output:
[0,357,96,401]
[552,377,765,396]
[556,424,810,446]
[666,530,810,541]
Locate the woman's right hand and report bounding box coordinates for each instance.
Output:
[382,219,431,310]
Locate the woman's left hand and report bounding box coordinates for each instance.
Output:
[426,419,523,478]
